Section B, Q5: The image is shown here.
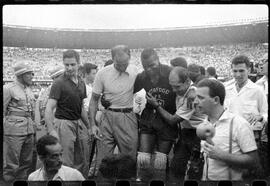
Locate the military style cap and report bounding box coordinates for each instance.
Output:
[261,53,268,63]
[13,62,33,76]
[48,66,65,79]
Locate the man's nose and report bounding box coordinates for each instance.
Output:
[146,67,152,73]
[234,71,241,77]
[58,155,63,162]
[194,97,199,104]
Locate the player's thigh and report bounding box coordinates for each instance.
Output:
[139,133,156,153]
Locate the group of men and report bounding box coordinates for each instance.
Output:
[3,45,268,182]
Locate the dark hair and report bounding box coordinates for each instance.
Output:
[231,55,250,68]
[187,63,201,73]
[195,75,206,85]
[199,66,206,75]
[170,66,189,83]
[99,154,136,179]
[77,65,84,78]
[104,59,114,67]
[187,63,201,82]
[170,57,187,68]
[82,63,97,74]
[36,135,59,156]
[78,65,84,73]
[111,45,130,59]
[63,50,80,64]
[206,67,216,77]
[197,78,226,105]
[141,48,159,62]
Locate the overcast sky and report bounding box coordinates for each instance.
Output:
[3,5,268,30]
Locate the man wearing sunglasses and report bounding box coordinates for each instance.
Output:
[3,61,36,182]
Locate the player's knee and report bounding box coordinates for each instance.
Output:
[153,151,167,170]
[137,152,151,169]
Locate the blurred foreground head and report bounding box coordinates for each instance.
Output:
[99,154,136,179]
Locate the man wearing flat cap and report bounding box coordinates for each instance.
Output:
[3,61,36,181]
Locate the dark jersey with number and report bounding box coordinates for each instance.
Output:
[134,64,176,114]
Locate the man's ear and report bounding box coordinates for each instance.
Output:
[39,155,46,162]
[247,67,251,74]
[214,96,220,105]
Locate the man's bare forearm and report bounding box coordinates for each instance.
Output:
[81,108,90,129]
[88,94,100,128]
[219,150,257,169]
[45,107,54,133]
[156,106,183,126]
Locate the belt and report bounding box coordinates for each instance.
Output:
[9,111,31,117]
[107,108,133,113]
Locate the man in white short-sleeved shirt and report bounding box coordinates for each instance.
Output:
[28,135,85,181]
[88,45,139,176]
[195,79,258,180]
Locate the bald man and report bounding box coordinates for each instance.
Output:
[88,45,139,177]
[146,67,206,180]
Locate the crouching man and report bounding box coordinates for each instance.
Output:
[28,135,85,181]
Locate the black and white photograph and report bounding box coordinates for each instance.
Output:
[2,4,269,184]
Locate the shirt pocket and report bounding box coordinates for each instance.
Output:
[13,96,27,107]
[4,116,28,134]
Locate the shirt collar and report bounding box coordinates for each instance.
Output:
[205,109,232,126]
[40,165,65,181]
[228,79,254,90]
[63,72,83,83]
[218,109,232,122]
[15,79,26,89]
[125,64,134,75]
[182,82,193,99]
[244,79,256,89]
[113,64,133,76]
[214,109,234,128]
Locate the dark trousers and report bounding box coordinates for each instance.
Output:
[170,128,201,179]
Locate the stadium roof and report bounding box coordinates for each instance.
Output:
[3,5,268,30]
